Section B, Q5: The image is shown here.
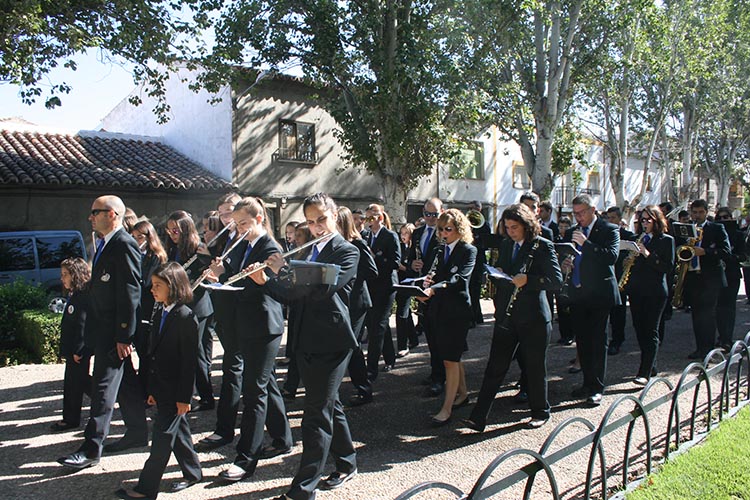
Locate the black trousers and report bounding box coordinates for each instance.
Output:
[135,406,201,498]
[571,303,610,394]
[287,350,356,500]
[214,321,243,439]
[395,291,418,351]
[743,267,750,298]
[609,299,627,346]
[62,355,91,426]
[685,273,722,354]
[79,347,146,458]
[236,335,292,464]
[470,320,551,425]
[717,273,741,345]
[347,304,372,398]
[630,295,667,379]
[557,299,573,341]
[469,273,485,324]
[194,314,215,404]
[366,290,396,379]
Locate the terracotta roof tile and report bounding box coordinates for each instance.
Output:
[0,129,233,192]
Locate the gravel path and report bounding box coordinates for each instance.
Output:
[2,293,749,500]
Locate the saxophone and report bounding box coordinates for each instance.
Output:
[618,233,646,291]
[672,226,703,308]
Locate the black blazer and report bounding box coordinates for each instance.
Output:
[366,227,400,294]
[563,217,621,307]
[265,233,360,353]
[232,234,285,337]
[676,221,731,287]
[350,238,378,313]
[60,290,89,358]
[425,240,477,322]
[540,225,554,242]
[623,232,675,298]
[407,224,441,278]
[85,227,142,351]
[146,303,199,405]
[724,226,747,283]
[492,237,562,323]
[210,235,249,324]
[546,220,560,240]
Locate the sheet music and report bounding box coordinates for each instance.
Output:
[485,264,513,282]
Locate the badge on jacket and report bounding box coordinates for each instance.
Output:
[450,266,458,273]
[101,273,111,282]
[67,305,75,315]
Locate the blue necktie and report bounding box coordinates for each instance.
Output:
[691,228,702,269]
[240,243,253,269]
[422,227,433,257]
[571,226,589,287]
[158,309,169,335]
[512,242,521,262]
[93,238,105,266]
[443,244,451,264]
[311,245,320,262]
[642,234,651,246]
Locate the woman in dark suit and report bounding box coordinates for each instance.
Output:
[51,258,92,432]
[463,204,562,432]
[623,205,675,385]
[251,193,360,500]
[120,262,202,499]
[418,209,477,426]
[396,223,418,356]
[209,197,293,481]
[338,206,378,406]
[364,203,401,379]
[165,210,215,411]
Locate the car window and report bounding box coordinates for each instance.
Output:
[36,235,84,269]
[0,238,36,271]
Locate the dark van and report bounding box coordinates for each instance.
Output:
[0,231,88,292]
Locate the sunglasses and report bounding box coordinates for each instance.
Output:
[423,211,439,218]
[639,218,654,224]
[437,226,454,232]
[90,208,113,217]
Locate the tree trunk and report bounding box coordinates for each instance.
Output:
[380,167,409,225]
[532,132,554,197]
[681,98,697,202]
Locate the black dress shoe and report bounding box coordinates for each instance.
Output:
[319,468,358,490]
[408,340,420,349]
[259,444,292,459]
[461,418,485,433]
[115,487,151,499]
[58,451,99,469]
[587,393,603,406]
[219,461,256,482]
[169,479,200,492]
[198,433,232,448]
[382,364,395,372]
[104,436,148,453]
[452,396,470,409]
[347,394,373,407]
[50,421,78,432]
[607,343,621,355]
[425,382,444,397]
[430,415,452,427]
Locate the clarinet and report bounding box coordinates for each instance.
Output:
[499,239,539,331]
[422,238,447,288]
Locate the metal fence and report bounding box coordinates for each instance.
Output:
[394,332,750,500]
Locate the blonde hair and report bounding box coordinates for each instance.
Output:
[437,209,473,244]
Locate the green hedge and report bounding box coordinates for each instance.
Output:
[0,281,49,339]
[16,310,61,364]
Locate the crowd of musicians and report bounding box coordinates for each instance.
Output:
[50,191,745,499]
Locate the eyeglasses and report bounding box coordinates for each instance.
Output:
[167,227,181,235]
[572,207,592,217]
[90,208,112,217]
[640,218,654,224]
[423,211,439,218]
[437,226,454,232]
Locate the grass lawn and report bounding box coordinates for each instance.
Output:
[627,406,750,500]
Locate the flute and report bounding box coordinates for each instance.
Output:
[183,221,236,270]
[190,229,250,291]
[225,233,332,285]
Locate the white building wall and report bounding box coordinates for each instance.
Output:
[98,68,233,181]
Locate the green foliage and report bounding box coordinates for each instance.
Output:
[0,347,36,367]
[17,310,62,364]
[551,121,591,178]
[0,281,48,340]
[627,407,750,500]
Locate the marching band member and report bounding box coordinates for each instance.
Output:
[621,206,674,385]
[463,204,561,431]
[165,210,215,411]
[212,197,293,482]
[714,207,745,350]
[562,194,620,406]
[396,223,418,356]
[605,206,636,356]
[417,209,477,426]
[250,192,360,499]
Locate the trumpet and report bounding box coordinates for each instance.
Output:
[225,233,332,285]
[183,221,236,270]
[672,226,703,308]
[467,209,485,229]
[190,229,250,291]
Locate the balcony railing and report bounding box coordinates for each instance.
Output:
[552,187,598,207]
[272,147,319,164]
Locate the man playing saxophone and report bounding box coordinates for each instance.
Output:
[678,199,731,359]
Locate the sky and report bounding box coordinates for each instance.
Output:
[0,50,137,132]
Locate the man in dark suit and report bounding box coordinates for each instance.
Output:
[407,197,445,396]
[469,200,492,325]
[605,206,636,355]
[539,200,560,240]
[715,208,746,350]
[58,195,144,469]
[563,194,620,406]
[679,199,731,358]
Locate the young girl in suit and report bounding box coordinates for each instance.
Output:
[51,258,92,432]
[120,262,202,499]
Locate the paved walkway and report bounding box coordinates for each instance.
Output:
[2,292,750,500]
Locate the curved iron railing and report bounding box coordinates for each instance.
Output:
[394,333,750,500]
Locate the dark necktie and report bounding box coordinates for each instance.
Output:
[512,242,521,262]
[642,234,651,246]
[443,244,451,264]
[311,245,320,262]
[571,226,589,287]
[158,309,169,335]
[93,238,105,266]
[422,227,433,257]
[240,242,253,269]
